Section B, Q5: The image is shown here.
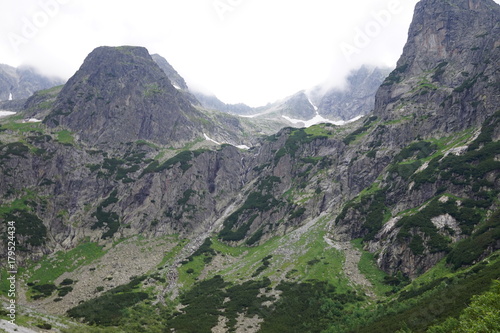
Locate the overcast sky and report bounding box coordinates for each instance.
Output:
[2,0,497,106]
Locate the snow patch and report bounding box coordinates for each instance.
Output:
[23,118,42,123]
[173,84,182,90]
[203,134,250,150]
[240,112,266,119]
[8,93,13,101]
[0,111,16,118]
[203,133,221,145]
[307,97,318,111]
[282,114,363,128]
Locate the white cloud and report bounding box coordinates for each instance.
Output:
[1,0,498,106]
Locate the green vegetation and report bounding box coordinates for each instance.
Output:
[427,280,500,333]
[177,189,196,206]
[335,188,389,242]
[274,127,331,163]
[1,209,47,248]
[0,142,30,161]
[381,64,409,86]
[453,73,481,93]
[56,130,75,145]
[142,149,207,176]
[432,61,448,81]
[447,209,500,269]
[343,116,378,145]
[352,239,393,296]
[26,242,105,284]
[396,199,453,255]
[324,253,500,333]
[260,281,362,333]
[91,190,121,239]
[0,120,43,134]
[144,83,163,97]
[219,192,279,242]
[167,274,362,333]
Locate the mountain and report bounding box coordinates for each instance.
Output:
[0,0,499,332]
[42,46,252,148]
[310,65,392,120]
[334,0,500,278]
[0,64,64,102]
[208,65,391,128]
[181,65,390,125]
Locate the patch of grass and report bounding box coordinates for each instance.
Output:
[0,121,44,134]
[343,116,378,145]
[56,130,75,145]
[26,242,106,284]
[351,239,392,296]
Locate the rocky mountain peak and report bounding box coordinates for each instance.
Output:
[44,46,208,147]
[374,0,499,133]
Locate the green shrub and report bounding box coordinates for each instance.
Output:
[31,283,57,298]
[246,228,264,246]
[177,189,196,206]
[2,210,47,247]
[219,192,280,242]
[67,276,148,326]
[58,286,73,297]
[343,116,378,145]
[447,209,500,269]
[91,190,120,239]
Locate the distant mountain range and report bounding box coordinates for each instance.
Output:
[151,54,391,125]
[0,64,63,102]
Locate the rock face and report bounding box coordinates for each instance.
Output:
[374,0,500,131]
[334,0,500,277]
[44,46,217,147]
[0,64,64,101]
[151,54,189,91]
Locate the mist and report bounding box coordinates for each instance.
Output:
[0,0,457,106]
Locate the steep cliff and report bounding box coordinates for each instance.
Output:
[335,0,500,277]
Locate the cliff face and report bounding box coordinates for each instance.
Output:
[375,0,500,133]
[335,0,500,277]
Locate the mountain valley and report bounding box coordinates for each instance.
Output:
[1,0,499,332]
